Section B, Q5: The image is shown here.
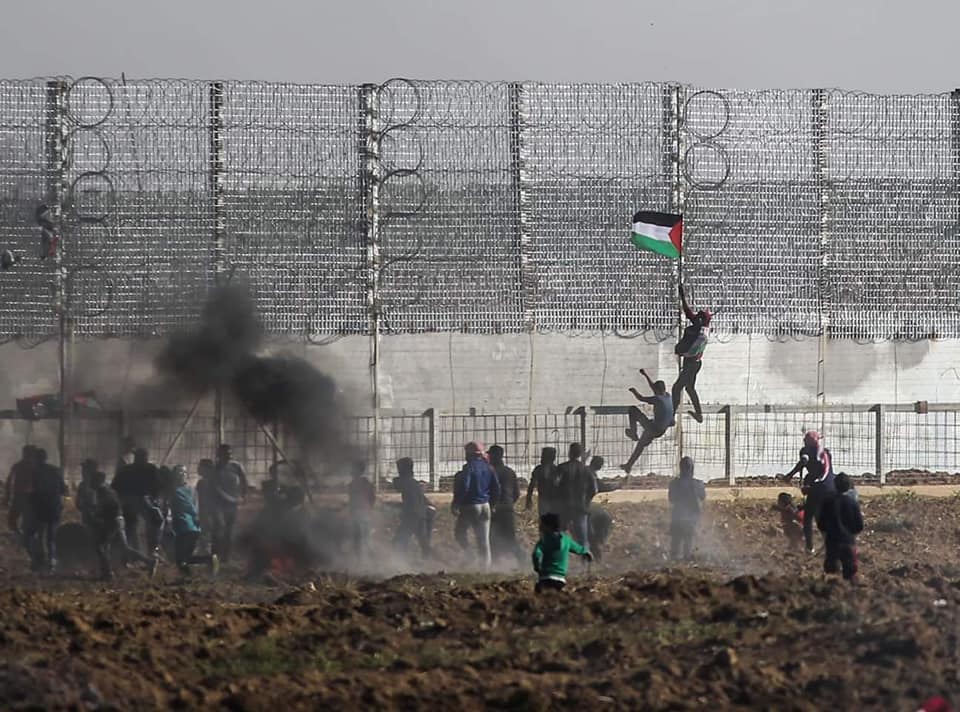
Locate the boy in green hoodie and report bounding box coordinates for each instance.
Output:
[532,512,592,593]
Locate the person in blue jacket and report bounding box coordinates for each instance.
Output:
[452,441,501,571]
[167,465,219,579]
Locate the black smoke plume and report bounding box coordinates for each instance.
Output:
[155,284,350,460]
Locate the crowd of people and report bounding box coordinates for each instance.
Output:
[1,424,865,589]
[3,439,248,580]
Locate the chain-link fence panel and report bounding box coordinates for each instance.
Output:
[375,80,524,333]
[62,78,214,336]
[520,83,673,332]
[221,82,366,335]
[681,88,821,336]
[825,91,960,340]
[0,80,57,341]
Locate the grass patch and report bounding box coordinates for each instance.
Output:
[198,637,342,680]
[878,489,920,505]
[872,516,915,533]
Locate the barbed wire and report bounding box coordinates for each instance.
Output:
[0,79,958,340]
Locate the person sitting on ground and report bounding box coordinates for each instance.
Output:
[167,465,219,579]
[392,458,435,559]
[525,447,563,517]
[773,492,805,549]
[816,472,864,584]
[532,512,592,593]
[667,456,706,561]
[621,369,675,475]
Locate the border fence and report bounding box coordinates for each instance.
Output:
[0,78,959,343]
[5,401,958,489]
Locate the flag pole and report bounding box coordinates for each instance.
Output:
[671,84,684,473]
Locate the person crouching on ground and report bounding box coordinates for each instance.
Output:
[167,465,219,580]
[532,512,592,593]
[816,472,863,584]
[773,492,805,549]
[668,456,706,561]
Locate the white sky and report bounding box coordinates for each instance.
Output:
[2,0,959,91]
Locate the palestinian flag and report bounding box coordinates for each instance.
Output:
[630,211,682,259]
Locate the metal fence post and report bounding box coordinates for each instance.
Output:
[573,406,588,454]
[46,79,69,477]
[873,403,885,486]
[360,83,382,490]
[723,405,736,485]
[425,408,439,491]
[663,82,684,471]
[812,88,829,433]
[208,81,226,450]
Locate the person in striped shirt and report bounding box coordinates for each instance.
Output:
[672,285,711,424]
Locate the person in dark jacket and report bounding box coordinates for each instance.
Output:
[816,472,864,583]
[532,512,592,593]
[348,461,376,561]
[393,458,434,558]
[488,445,524,566]
[621,370,675,475]
[668,456,706,561]
[672,284,711,423]
[5,445,36,535]
[452,441,501,570]
[28,448,67,573]
[525,447,563,517]
[779,430,837,553]
[558,443,597,550]
[75,459,100,529]
[82,466,157,580]
[111,448,160,557]
[167,465,218,579]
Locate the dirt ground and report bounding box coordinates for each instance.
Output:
[1,490,959,710]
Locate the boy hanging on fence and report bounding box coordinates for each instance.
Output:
[673,285,711,424]
[620,369,675,475]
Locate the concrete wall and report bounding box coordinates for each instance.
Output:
[1,334,957,479]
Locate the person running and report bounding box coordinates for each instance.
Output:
[167,465,218,579]
[5,445,36,535]
[347,461,376,562]
[525,447,564,517]
[111,448,160,557]
[81,465,157,580]
[620,369,674,475]
[531,513,592,593]
[451,441,501,570]
[673,284,711,423]
[779,430,837,554]
[487,445,524,566]
[816,473,864,583]
[667,456,706,561]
